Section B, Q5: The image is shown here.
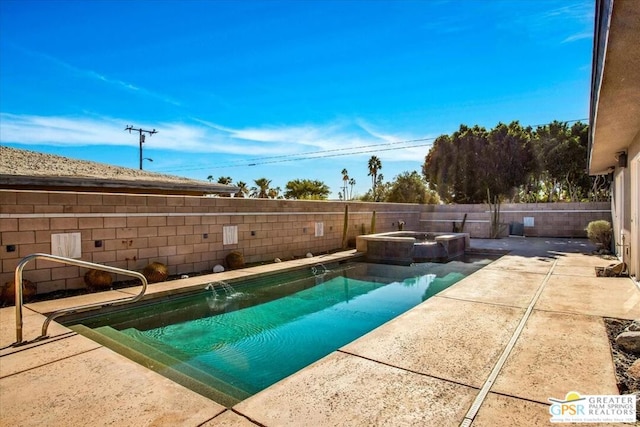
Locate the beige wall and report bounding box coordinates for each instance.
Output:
[0,190,421,294]
[420,202,612,239]
[0,189,612,295]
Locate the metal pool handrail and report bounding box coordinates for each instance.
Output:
[13,253,148,346]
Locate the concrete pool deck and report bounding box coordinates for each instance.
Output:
[1,237,638,426]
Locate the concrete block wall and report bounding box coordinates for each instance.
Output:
[0,189,611,295]
[419,204,489,237]
[419,202,612,238]
[0,190,422,295]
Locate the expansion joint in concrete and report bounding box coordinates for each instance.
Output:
[459,259,558,427]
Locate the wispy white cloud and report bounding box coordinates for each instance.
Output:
[561,32,592,44]
[506,2,594,45]
[541,3,593,20]
[10,43,182,106]
[0,113,431,164]
[356,120,434,161]
[194,118,344,150]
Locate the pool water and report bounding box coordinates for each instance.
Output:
[65,257,495,406]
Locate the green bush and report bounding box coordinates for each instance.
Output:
[586,220,612,251]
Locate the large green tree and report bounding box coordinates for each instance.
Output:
[482,122,535,199]
[423,125,489,203]
[284,179,330,200]
[532,121,590,202]
[386,171,440,204]
[424,120,604,205]
[423,121,534,204]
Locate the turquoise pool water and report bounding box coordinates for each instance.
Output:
[65,257,495,406]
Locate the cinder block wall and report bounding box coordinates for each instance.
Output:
[419,202,612,238]
[0,190,421,294]
[0,190,611,295]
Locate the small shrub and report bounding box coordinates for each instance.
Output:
[586,220,612,251]
[142,262,169,283]
[84,269,113,290]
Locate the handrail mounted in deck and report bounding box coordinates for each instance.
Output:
[14,253,148,346]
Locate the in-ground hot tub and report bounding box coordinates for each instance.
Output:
[356,231,470,265]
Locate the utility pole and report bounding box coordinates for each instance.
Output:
[124,125,158,170]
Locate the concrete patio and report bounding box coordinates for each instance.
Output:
[1,237,638,426]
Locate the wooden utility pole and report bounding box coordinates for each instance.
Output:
[124,125,157,170]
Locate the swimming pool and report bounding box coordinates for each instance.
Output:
[63,256,495,406]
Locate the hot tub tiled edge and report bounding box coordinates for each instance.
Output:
[356,231,469,265]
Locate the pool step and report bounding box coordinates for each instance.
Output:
[69,324,250,407]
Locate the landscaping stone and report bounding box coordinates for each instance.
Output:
[84,269,113,290]
[615,331,640,355]
[1,279,37,305]
[225,251,245,269]
[627,359,640,380]
[627,319,640,332]
[142,262,169,283]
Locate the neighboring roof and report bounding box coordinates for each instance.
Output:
[589,0,640,175]
[0,146,239,196]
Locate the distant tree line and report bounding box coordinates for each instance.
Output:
[207,175,330,200]
[206,120,609,204]
[422,120,609,204]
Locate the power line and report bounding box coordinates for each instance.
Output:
[163,137,436,172]
[157,118,588,173]
[240,136,433,164]
[226,140,436,168]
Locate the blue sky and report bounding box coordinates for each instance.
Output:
[0,0,594,198]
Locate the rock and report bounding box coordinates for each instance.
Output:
[274,258,282,263]
[225,251,245,269]
[615,331,640,355]
[626,320,640,332]
[142,262,169,283]
[180,274,189,279]
[627,359,640,380]
[306,252,313,258]
[213,264,224,273]
[84,269,113,290]
[1,279,37,304]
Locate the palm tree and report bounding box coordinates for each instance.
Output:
[207,175,214,182]
[235,181,249,198]
[368,156,382,201]
[251,178,271,198]
[284,179,330,199]
[341,168,349,200]
[217,176,233,185]
[268,186,282,199]
[348,177,356,200]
